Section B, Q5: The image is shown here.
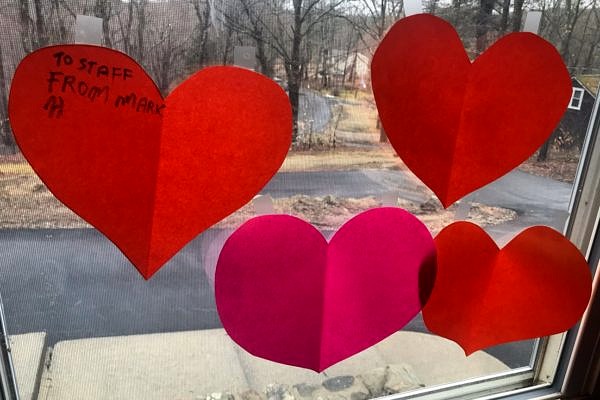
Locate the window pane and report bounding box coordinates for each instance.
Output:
[0,1,596,399]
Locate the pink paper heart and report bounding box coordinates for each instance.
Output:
[215,208,436,371]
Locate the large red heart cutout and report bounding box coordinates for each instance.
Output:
[371,14,572,207]
[215,208,437,371]
[423,222,592,355]
[9,45,291,279]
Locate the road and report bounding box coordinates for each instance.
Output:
[299,90,334,133]
[0,169,572,369]
[264,169,572,236]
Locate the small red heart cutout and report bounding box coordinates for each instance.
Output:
[9,45,291,278]
[423,222,592,355]
[371,14,572,207]
[215,208,436,371]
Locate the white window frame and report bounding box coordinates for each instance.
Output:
[569,88,585,110]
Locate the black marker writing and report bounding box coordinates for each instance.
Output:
[52,51,73,67]
[78,58,134,80]
[44,96,64,118]
[51,52,134,80]
[47,71,109,103]
[114,93,136,107]
[114,93,165,115]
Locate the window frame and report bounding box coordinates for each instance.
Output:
[569,88,585,110]
[0,98,599,400]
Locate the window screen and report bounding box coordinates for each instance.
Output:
[0,1,597,399]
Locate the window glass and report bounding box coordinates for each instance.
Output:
[0,1,597,399]
[570,88,585,110]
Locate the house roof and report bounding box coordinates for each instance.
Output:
[575,75,600,97]
[331,52,370,75]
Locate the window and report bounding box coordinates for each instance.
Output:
[569,88,585,110]
[0,1,599,400]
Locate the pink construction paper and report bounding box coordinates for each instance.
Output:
[215,207,436,371]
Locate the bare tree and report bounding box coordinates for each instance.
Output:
[349,0,403,53]
[499,0,511,32]
[512,0,525,32]
[346,0,403,142]
[220,0,278,77]
[223,0,343,142]
[94,0,114,47]
[475,0,494,53]
[150,24,189,94]
[190,0,212,67]
[0,43,14,151]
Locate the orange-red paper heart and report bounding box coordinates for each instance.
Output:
[423,222,592,355]
[9,45,292,279]
[371,14,572,207]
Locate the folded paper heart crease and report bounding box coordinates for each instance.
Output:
[9,45,292,279]
[371,14,571,207]
[423,222,592,355]
[215,207,437,372]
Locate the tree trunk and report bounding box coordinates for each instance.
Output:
[0,44,16,152]
[193,0,211,66]
[136,1,146,62]
[584,40,600,73]
[255,32,273,77]
[33,0,47,48]
[500,0,511,32]
[94,0,112,47]
[476,0,495,54]
[288,0,304,143]
[512,0,525,32]
[537,139,551,162]
[222,26,233,65]
[377,0,388,143]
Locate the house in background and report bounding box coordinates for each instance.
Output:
[330,52,370,89]
[562,77,597,141]
[540,77,597,161]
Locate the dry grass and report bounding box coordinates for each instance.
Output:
[336,99,379,134]
[0,162,34,175]
[0,174,88,228]
[281,147,403,172]
[519,149,580,183]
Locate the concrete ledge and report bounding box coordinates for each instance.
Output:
[9,332,47,400]
[39,330,249,400]
[374,331,510,386]
[37,329,509,400]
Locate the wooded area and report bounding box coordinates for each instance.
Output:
[0,0,599,151]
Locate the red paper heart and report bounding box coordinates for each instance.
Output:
[215,208,436,371]
[9,45,291,278]
[371,14,571,207]
[423,222,592,355]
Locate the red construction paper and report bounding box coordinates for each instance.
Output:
[371,14,571,207]
[423,222,592,355]
[215,208,436,371]
[9,45,292,279]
